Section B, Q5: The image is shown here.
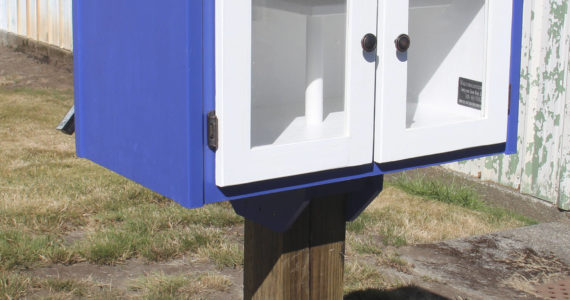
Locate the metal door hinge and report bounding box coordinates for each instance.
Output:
[207,111,218,151]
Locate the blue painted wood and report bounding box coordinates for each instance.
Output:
[73,0,205,208]
[73,0,524,231]
[231,176,383,232]
[231,189,310,233]
[506,0,524,154]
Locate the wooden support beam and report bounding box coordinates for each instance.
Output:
[244,195,346,300]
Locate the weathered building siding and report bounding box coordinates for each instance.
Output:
[0,0,73,50]
[446,0,570,210]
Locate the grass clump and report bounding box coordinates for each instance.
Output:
[347,212,381,234]
[81,228,215,265]
[347,208,409,247]
[0,230,75,270]
[43,278,89,297]
[80,202,242,265]
[131,272,231,299]
[81,231,136,265]
[391,175,483,209]
[348,236,383,255]
[199,242,244,269]
[344,261,388,294]
[0,272,31,299]
[390,175,537,225]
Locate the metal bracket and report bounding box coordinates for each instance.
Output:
[57,106,75,135]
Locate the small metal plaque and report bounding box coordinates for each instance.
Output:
[458,77,482,110]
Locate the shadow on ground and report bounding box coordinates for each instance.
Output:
[345,286,448,300]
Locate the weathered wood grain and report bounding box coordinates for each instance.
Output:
[309,195,345,300]
[244,195,346,300]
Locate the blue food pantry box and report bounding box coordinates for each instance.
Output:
[73,0,523,231]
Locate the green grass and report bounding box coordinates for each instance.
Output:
[0,230,76,270]
[390,175,484,210]
[80,225,227,265]
[79,202,242,265]
[390,175,538,226]
[0,272,31,299]
[43,278,89,297]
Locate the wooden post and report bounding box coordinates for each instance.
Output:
[244,195,346,300]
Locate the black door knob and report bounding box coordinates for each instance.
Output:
[361,33,377,52]
[395,34,411,52]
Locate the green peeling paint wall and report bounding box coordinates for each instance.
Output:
[446,0,570,210]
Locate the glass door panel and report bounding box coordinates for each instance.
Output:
[375,0,512,164]
[216,0,377,186]
[251,0,348,147]
[407,0,486,129]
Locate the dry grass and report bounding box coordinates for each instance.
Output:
[344,260,393,293]
[498,249,570,295]
[347,186,529,252]
[0,87,243,298]
[130,272,232,299]
[0,272,32,299]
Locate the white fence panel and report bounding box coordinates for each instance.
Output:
[1,0,72,50]
[7,0,17,33]
[0,0,7,31]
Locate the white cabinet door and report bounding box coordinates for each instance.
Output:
[216,0,378,187]
[375,0,513,164]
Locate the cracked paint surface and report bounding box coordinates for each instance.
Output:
[446,0,570,210]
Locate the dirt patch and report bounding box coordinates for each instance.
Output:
[399,224,570,299]
[22,258,243,299]
[0,45,73,90]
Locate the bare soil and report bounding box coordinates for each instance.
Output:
[25,258,244,300]
[0,44,73,90]
[398,223,570,300]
